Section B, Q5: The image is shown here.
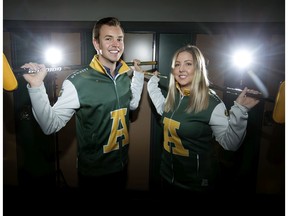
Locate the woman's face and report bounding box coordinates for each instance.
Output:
[173,51,195,90]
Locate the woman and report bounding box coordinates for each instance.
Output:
[147,45,259,193]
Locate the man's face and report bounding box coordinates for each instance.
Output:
[93,25,124,66]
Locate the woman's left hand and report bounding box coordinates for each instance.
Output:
[236,87,260,110]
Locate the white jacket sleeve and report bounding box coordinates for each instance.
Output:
[147,75,166,115]
[130,71,144,110]
[27,80,80,135]
[209,101,249,151]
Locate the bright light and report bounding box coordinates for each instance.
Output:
[44,47,62,65]
[232,49,253,69]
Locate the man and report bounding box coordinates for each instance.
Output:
[21,17,145,193]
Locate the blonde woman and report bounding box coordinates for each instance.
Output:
[147,45,259,193]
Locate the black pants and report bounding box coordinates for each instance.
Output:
[78,167,128,194]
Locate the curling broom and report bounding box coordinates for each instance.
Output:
[3,53,18,91]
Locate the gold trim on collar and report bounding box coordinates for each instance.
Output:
[176,82,190,96]
[89,55,131,74]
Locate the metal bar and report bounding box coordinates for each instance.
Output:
[210,84,274,102]
[144,72,167,79]
[126,61,157,66]
[13,61,158,74]
[13,65,84,74]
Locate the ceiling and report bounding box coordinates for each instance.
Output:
[3,0,285,22]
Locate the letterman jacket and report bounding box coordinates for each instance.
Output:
[147,75,249,191]
[27,55,144,176]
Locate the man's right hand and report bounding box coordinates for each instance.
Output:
[21,62,48,88]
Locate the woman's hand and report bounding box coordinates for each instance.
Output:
[236,87,260,110]
[152,70,160,76]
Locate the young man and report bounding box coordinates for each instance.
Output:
[21,17,145,193]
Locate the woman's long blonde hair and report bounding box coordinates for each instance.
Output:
[164,45,210,113]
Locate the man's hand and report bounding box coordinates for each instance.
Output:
[21,62,48,87]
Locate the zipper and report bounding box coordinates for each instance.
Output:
[113,79,121,110]
[103,69,126,168]
[106,71,124,168]
[196,154,199,176]
[168,95,184,184]
[112,78,124,168]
